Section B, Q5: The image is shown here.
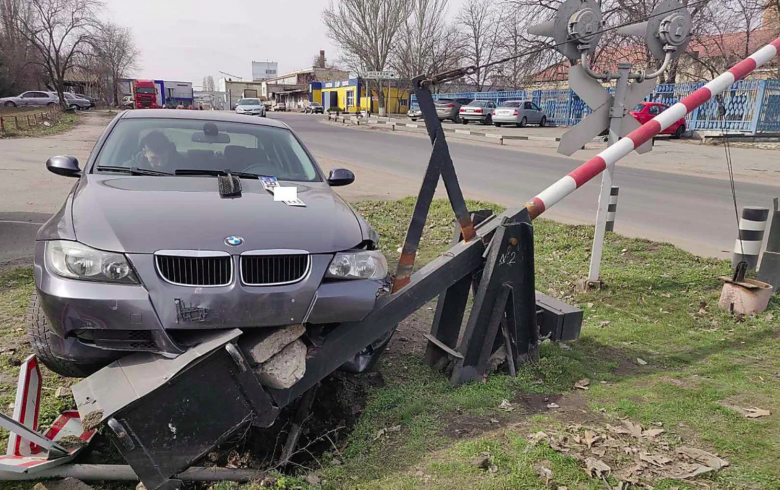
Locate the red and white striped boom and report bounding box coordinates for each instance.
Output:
[526,37,780,220]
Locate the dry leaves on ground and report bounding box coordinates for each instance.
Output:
[744,407,771,418]
[528,419,729,487]
[498,399,515,412]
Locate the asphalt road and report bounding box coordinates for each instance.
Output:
[273,113,779,258]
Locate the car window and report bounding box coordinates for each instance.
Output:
[468,101,489,107]
[136,87,155,94]
[499,101,522,108]
[632,104,646,112]
[238,99,260,106]
[95,118,321,182]
[648,105,661,115]
[524,102,533,110]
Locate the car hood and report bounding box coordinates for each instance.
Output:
[71,175,365,254]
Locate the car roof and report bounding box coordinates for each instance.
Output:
[121,109,290,129]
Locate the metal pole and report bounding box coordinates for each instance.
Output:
[587,62,631,284]
[0,465,267,482]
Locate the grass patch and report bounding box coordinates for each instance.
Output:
[0,108,77,138]
[0,197,778,489]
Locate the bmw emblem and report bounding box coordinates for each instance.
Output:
[224,236,244,247]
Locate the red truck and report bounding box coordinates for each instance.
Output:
[133,79,159,109]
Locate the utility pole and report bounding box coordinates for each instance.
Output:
[529,0,692,289]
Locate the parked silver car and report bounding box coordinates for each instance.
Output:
[61,92,92,110]
[0,90,59,108]
[434,98,471,123]
[459,100,497,125]
[407,104,422,121]
[492,100,548,128]
[235,98,266,117]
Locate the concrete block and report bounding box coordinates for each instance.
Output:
[239,324,306,365]
[255,339,307,389]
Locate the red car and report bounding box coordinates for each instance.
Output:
[629,101,686,139]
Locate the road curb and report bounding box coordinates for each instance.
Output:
[326,114,564,145]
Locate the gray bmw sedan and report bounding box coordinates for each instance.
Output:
[30,110,392,377]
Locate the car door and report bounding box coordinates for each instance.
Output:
[31,91,50,107]
[530,102,544,123]
[522,102,535,123]
[18,92,35,106]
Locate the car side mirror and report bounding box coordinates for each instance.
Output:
[46,155,81,178]
[327,168,355,187]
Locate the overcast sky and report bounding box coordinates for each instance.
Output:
[102,0,466,87]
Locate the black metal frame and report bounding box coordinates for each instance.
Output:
[99,77,584,490]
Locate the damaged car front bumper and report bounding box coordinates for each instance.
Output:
[33,241,389,363]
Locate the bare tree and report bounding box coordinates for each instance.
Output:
[0,0,44,96]
[323,0,412,113]
[202,75,215,92]
[92,22,138,105]
[19,0,101,107]
[458,0,502,91]
[392,0,459,79]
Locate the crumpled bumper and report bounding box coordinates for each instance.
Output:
[33,242,386,362]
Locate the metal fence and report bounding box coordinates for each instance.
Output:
[413,78,780,134]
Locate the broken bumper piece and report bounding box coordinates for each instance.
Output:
[72,329,279,490]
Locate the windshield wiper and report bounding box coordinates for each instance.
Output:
[97,166,172,176]
[174,169,271,180]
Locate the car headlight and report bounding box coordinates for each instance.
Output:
[326,251,388,280]
[45,240,139,284]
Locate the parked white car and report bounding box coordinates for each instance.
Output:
[0,91,59,108]
[492,100,548,128]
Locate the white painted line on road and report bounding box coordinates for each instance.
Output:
[0,220,45,226]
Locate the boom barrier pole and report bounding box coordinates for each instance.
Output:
[525,37,780,221]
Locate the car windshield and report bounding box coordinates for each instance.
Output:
[95,118,321,182]
[467,101,489,107]
[499,101,522,108]
[136,87,155,94]
[632,104,646,112]
[238,99,260,106]
[311,103,321,107]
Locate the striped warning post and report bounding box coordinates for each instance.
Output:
[605,187,619,232]
[525,36,780,220]
[733,207,769,270]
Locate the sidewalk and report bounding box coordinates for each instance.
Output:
[326,115,780,187]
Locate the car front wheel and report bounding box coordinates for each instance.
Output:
[26,292,105,378]
[4,101,16,107]
[46,102,55,107]
[540,116,547,127]
[519,117,527,128]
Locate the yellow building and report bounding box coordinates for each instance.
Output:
[311,78,410,114]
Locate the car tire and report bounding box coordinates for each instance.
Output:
[673,125,685,139]
[46,102,55,107]
[453,115,460,124]
[519,117,527,128]
[69,105,79,111]
[26,292,104,378]
[4,101,17,107]
[484,115,492,125]
[410,118,417,122]
[540,116,547,127]
[462,119,468,125]
[494,122,502,127]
